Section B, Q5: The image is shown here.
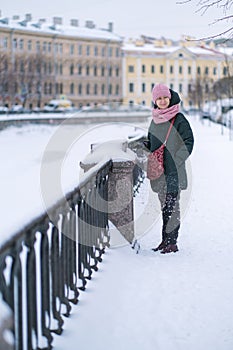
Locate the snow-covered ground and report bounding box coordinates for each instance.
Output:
[52,117,233,350]
[1,116,233,349]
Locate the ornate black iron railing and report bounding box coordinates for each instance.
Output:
[0,140,145,350]
[0,160,113,350]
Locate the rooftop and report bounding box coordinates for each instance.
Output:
[0,13,123,42]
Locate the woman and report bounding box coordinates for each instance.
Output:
[146,84,194,254]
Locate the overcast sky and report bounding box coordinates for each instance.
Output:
[0,0,230,40]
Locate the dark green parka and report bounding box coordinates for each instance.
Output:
[147,89,194,193]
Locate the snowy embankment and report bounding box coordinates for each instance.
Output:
[1,117,233,350]
[53,118,233,350]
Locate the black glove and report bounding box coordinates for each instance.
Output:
[143,140,150,150]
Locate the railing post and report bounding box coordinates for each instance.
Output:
[108,160,135,244]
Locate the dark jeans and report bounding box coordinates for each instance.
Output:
[158,190,180,245]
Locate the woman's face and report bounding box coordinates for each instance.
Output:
[155,96,170,109]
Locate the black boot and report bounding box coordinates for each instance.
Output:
[160,243,179,254]
[152,240,167,252]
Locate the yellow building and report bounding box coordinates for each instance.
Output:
[0,14,123,109]
[122,38,233,109]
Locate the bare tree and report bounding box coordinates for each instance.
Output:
[177,0,233,39]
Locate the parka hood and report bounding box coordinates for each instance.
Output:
[169,89,181,107]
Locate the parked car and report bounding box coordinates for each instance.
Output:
[9,104,24,113]
[221,110,233,128]
[201,110,211,119]
[43,99,73,113]
[0,106,9,114]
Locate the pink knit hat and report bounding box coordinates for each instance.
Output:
[152,84,171,102]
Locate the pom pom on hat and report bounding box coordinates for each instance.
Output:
[152,84,171,102]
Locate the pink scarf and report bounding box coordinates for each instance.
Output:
[152,104,179,124]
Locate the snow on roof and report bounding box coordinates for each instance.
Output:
[122,42,226,57]
[217,47,233,56]
[0,17,123,42]
[122,43,179,54]
[188,46,224,57]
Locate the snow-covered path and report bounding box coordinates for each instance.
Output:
[53,118,233,350]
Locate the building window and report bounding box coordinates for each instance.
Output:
[223,66,228,76]
[188,84,192,93]
[179,66,182,74]
[94,46,98,56]
[70,83,74,94]
[86,65,90,76]
[108,47,112,57]
[55,83,59,95]
[128,65,134,73]
[101,84,105,95]
[28,40,32,51]
[78,84,82,95]
[94,65,97,76]
[116,84,119,95]
[78,64,82,75]
[142,64,146,73]
[86,83,90,95]
[13,38,17,50]
[14,82,18,94]
[205,67,209,75]
[86,45,90,56]
[108,84,112,94]
[3,37,8,48]
[48,62,52,74]
[179,83,182,93]
[116,67,119,76]
[151,65,155,73]
[129,83,134,93]
[36,63,41,74]
[116,48,119,57]
[205,84,209,93]
[70,44,74,55]
[160,65,164,74]
[78,44,82,55]
[19,39,24,50]
[142,83,146,93]
[170,83,173,90]
[36,41,40,52]
[102,47,105,56]
[28,61,32,72]
[197,66,201,75]
[213,67,217,75]
[48,42,52,52]
[4,60,8,72]
[94,84,98,95]
[20,60,24,73]
[101,66,105,76]
[188,66,191,74]
[170,65,173,74]
[108,67,112,76]
[70,64,74,75]
[43,62,47,75]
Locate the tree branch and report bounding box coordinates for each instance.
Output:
[186,25,233,40]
